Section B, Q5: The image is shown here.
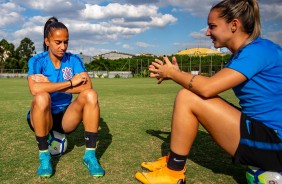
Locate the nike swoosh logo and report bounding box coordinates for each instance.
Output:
[173,158,185,162]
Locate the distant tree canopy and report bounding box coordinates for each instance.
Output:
[0,39,15,64]
[85,54,231,76]
[0,37,231,77]
[0,37,36,70]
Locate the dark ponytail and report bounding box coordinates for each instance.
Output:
[43,17,68,51]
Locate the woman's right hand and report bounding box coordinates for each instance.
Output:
[149,56,180,84]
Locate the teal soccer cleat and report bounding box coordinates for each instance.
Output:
[83,149,105,177]
[37,151,53,178]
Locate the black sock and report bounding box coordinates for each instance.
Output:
[36,135,49,151]
[84,131,98,149]
[167,150,187,171]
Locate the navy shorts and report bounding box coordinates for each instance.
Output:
[233,113,282,171]
[27,110,66,134]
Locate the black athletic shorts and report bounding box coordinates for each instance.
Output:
[27,110,66,134]
[233,113,282,171]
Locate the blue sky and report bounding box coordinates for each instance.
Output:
[1,0,281,56]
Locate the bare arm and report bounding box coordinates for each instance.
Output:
[149,56,246,98]
[28,72,91,96]
[62,72,92,94]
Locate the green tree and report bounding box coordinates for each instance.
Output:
[0,39,15,69]
[4,57,20,70]
[15,37,36,69]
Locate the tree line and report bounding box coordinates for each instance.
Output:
[0,37,231,77]
[0,38,36,70]
[85,54,231,77]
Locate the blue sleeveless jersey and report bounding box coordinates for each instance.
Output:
[226,37,282,139]
[27,51,87,114]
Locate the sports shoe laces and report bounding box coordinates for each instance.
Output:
[40,153,51,168]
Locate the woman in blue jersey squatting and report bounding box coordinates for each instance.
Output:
[26,17,104,178]
[135,0,282,183]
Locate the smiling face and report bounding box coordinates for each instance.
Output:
[44,28,69,60]
[206,9,233,49]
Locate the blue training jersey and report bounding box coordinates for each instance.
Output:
[226,37,282,139]
[27,51,87,114]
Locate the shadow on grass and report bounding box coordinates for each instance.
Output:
[96,118,113,159]
[146,129,246,184]
[51,118,112,173]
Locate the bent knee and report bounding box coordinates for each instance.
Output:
[175,88,200,104]
[32,92,51,108]
[80,89,98,102]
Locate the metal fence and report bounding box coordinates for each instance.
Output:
[0,69,133,78]
[0,69,27,73]
[0,69,28,78]
[0,63,225,78]
[87,71,132,78]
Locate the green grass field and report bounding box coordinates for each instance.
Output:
[0,78,246,184]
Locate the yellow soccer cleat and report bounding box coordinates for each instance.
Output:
[135,166,186,184]
[141,156,168,171]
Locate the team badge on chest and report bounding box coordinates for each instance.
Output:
[62,67,73,80]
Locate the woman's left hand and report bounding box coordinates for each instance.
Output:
[71,73,88,86]
[149,56,180,84]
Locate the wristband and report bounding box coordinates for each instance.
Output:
[69,79,73,88]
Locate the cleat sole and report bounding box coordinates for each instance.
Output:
[39,174,52,178]
[83,162,105,177]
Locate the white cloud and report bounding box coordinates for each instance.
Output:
[190,32,205,40]
[17,0,84,10]
[135,42,152,48]
[1,0,281,56]
[81,3,159,19]
[150,14,177,27]
[68,45,103,56]
[159,0,282,21]
[260,3,282,21]
[158,0,218,17]
[110,15,176,28]
[265,30,282,45]
[190,27,207,40]
[0,2,25,28]
[67,21,146,42]
[3,1,177,55]
[13,26,42,38]
[123,44,133,50]
[81,3,177,28]
[0,29,8,38]
[13,0,85,18]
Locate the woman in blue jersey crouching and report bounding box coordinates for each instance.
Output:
[26,17,104,178]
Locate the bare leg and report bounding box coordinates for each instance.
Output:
[61,89,104,177]
[30,92,52,136]
[30,92,53,177]
[135,89,241,183]
[170,89,241,157]
[62,89,100,133]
